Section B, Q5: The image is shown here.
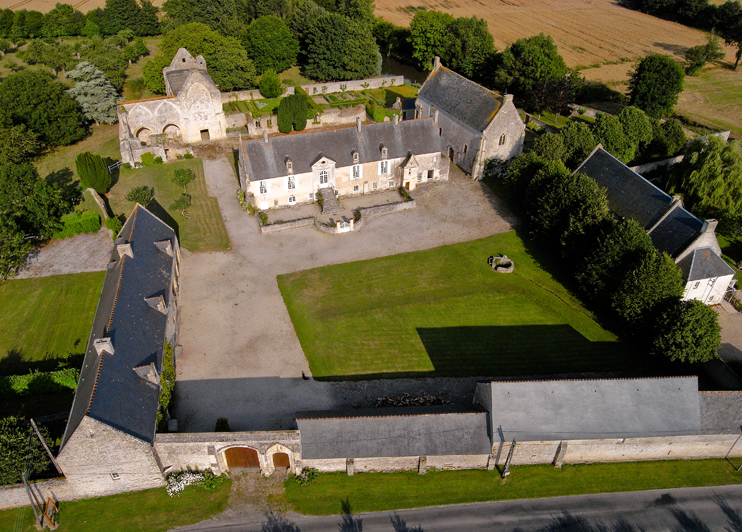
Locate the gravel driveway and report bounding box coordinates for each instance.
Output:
[174,158,516,432]
[14,228,113,279]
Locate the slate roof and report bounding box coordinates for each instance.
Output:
[61,205,177,449]
[678,247,736,281]
[418,67,503,132]
[242,119,441,182]
[648,203,705,257]
[699,391,742,434]
[296,405,492,459]
[575,147,673,228]
[479,377,701,441]
[165,70,192,96]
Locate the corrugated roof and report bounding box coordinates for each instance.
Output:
[61,205,177,448]
[678,247,736,281]
[242,119,441,182]
[576,147,673,229]
[480,377,701,441]
[418,67,502,132]
[297,405,491,459]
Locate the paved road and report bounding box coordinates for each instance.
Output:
[178,485,742,532]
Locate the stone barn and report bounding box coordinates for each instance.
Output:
[118,48,227,165]
[56,205,180,497]
[415,57,525,179]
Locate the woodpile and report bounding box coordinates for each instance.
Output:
[375,393,450,408]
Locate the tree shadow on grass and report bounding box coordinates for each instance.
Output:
[339,499,362,532]
[45,167,78,204]
[0,348,85,377]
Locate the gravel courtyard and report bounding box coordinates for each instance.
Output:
[174,157,517,432]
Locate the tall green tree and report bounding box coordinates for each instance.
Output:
[137,0,160,36]
[0,125,39,165]
[559,121,597,169]
[104,0,141,34]
[18,40,76,75]
[258,69,283,97]
[531,132,567,163]
[66,62,119,126]
[80,35,129,91]
[0,417,52,484]
[628,54,685,117]
[445,16,494,79]
[0,69,85,147]
[408,10,454,70]
[162,0,239,36]
[685,32,726,74]
[75,152,111,193]
[304,13,379,81]
[718,0,742,70]
[143,23,257,93]
[336,0,375,28]
[610,248,684,325]
[651,299,721,363]
[277,93,308,132]
[243,16,299,74]
[42,3,82,37]
[591,114,634,163]
[289,0,326,53]
[0,9,14,39]
[494,34,568,97]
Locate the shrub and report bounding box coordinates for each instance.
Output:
[247,202,255,215]
[398,186,412,201]
[52,210,101,239]
[214,418,230,432]
[0,417,52,485]
[105,216,123,239]
[75,152,111,194]
[258,69,284,98]
[258,211,268,226]
[289,468,319,486]
[182,153,194,159]
[158,341,176,429]
[0,368,80,399]
[650,299,721,363]
[170,193,192,212]
[277,93,309,133]
[141,153,163,166]
[126,186,155,206]
[172,168,196,191]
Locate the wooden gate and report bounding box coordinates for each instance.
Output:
[224,447,260,471]
[272,452,290,469]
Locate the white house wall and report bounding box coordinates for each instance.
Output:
[682,274,734,305]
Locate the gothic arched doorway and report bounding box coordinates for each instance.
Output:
[224,447,260,471]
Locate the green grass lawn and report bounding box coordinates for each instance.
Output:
[0,479,232,532]
[718,233,742,284]
[278,232,635,379]
[286,460,742,516]
[677,66,742,137]
[0,272,105,371]
[108,159,229,253]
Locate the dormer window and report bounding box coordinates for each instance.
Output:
[286,158,293,174]
[352,150,359,164]
[380,144,387,159]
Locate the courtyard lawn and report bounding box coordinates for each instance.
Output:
[676,66,742,138]
[285,460,742,515]
[278,231,635,379]
[0,272,105,371]
[107,158,229,253]
[0,478,232,532]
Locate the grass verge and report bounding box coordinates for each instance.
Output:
[0,478,232,532]
[108,158,229,253]
[278,231,635,379]
[286,460,742,515]
[0,272,105,370]
[718,233,742,284]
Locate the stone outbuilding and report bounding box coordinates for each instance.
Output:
[238,117,449,210]
[576,146,736,305]
[118,48,227,165]
[56,205,181,497]
[415,58,525,179]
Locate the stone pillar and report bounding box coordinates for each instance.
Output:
[486,454,496,471]
[346,458,355,476]
[350,219,354,231]
[553,441,567,468]
[418,456,427,475]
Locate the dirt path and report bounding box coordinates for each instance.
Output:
[174,158,517,432]
[14,228,113,279]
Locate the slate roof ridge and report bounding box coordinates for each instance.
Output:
[85,353,105,414]
[296,404,485,421]
[135,203,178,233]
[438,65,503,100]
[575,145,674,204]
[105,254,126,335]
[487,375,698,384]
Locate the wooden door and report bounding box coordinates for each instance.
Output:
[225,447,260,470]
[405,182,410,191]
[272,452,290,469]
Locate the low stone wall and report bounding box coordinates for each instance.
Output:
[314,219,339,234]
[86,188,109,220]
[302,454,491,474]
[631,155,684,175]
[359,199,416,219]
[226,113,247,129]
[260,217,314,234]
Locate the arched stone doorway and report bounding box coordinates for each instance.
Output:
[224,447,260,471]
[448,147,455,162]
[136,127,153,146]
[272,453,290,469]
[163,124,181,139]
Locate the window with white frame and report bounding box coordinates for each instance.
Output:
[499,133,507,146]
[259,181,267,194]
[352,165,361,180]
[288,195,296,204]
[319,170,328,185]
[388,180,394,187]
[287,175,295,190]
[352,151,359,164]
[379,160,389,175]
[417,171,423,182]
[353,185,359,192]
[372,181,377,190]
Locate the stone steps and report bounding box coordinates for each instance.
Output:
[319,187,342,214]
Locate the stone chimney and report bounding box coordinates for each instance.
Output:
[433,56,441,71]
[702,219,718,234]
[504,94,514,104]
[94,337,114,356]
[433,109,439,125]
[117,243,133,259]
[356,117,362,132]
[263,131,269,144]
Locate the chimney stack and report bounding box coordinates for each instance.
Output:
[356,117,362,132]
[94,338,114,356]
[703,219,719,234]
[504,94,514,104]
[434,109,439,125]
[433,56,441,71]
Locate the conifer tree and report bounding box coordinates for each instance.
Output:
[66,62,119,126]
[76,152,111,193]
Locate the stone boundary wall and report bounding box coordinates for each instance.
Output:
[631,155,684,175]
[260,217,314,234]
[314,219,339,234]
[360,199,416,219]
[221,76,405,104]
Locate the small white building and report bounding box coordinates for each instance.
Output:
[678,248,737,305]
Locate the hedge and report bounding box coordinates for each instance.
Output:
[52,210,101,239]
[0,368,80,399]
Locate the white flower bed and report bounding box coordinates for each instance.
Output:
[166,470,205,497]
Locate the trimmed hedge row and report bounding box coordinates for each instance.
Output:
[52,210,101,239]
[0,368,80,398]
